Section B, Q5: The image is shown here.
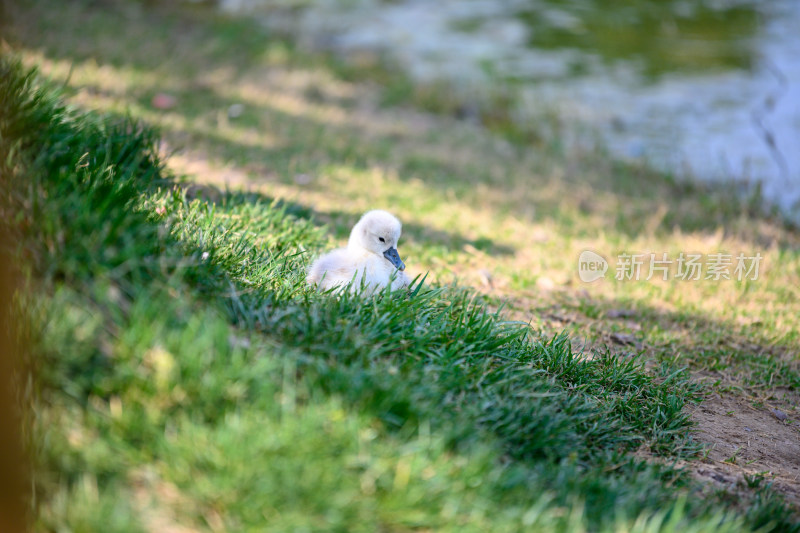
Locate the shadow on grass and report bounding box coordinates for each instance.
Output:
[9,0,799,381]
[12,0,797,392]
[521,289,800,392]
[9,0,800,247]
[184,183,517,256]
[9,0,798,377]
[181,181,800,399]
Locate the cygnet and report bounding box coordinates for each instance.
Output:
[307,210,411,294]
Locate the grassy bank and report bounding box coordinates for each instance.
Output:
[2,0,799,530]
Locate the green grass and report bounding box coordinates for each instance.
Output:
[2,54,798,532]
[4,0,800,528]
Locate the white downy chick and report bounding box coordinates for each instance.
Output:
[307,210,411,294]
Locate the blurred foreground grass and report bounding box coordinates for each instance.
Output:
[2,0,799,530]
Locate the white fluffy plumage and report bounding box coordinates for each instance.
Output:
[307,210,411,294]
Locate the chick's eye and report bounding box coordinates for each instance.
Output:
[379,237,386,243]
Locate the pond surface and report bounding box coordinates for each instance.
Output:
[220,0,800,218]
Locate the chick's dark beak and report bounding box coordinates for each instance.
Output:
[383,247,405,271]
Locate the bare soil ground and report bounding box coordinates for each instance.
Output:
[690,393,800,508]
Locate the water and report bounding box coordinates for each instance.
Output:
[220,0,800,218]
